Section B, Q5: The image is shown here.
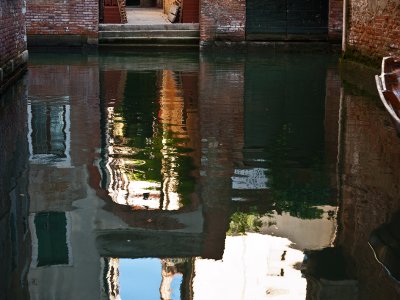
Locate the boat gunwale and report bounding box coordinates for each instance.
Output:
[375,56,400,133]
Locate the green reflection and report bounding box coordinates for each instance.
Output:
[227,211,263,236]
[105,70,197,210]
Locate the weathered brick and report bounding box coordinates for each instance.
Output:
[0,0,28,91]
[199,0,246,44]
[26,0,99,44]
[347,0,400,59]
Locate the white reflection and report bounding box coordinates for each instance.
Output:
[194,233,306,300]
[232,167,268,190]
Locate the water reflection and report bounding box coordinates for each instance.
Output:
[102,257,187,299]
[1,51,399,299]
[332,62,400,299]
[244,55,335,219]
[101,68,199,211]
[194,234,306,299]
[0,76,30,300]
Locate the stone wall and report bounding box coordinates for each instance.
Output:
[26,0,98,47]
[347,0,400,60]
[0,0,28,93]
[199,0,246,45]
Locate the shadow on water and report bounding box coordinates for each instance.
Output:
[0,50,399,299]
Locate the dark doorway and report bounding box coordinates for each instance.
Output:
[246,0,329,40]
[126,0,140,5]
[126,0,157,7]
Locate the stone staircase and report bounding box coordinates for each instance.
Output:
[98,24,199,48]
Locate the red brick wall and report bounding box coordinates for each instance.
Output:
[0,0,28,91]
[26,0,99,44]
[329,0,343,40]
[199,0,246,44]
[347,0,400,60]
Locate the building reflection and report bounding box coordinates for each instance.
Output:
[101,68,200,211]
[9,51,400,300]
[303,61,400,299]
[97,52,341,299]
[27,56,104,300]
[333,62,400,298]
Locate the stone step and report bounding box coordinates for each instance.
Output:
[98,43,199,49]
[99,23,199,31]
[99,30,199,38]
[99,36,199,45]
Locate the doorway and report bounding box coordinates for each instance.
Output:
[126,0,158,7]
[126,0,140,6]
[246,0,329,40]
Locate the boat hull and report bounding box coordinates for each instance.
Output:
[375,56,400,135]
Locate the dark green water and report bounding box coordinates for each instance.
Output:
[1,50,399,299]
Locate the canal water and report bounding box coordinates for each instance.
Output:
[1,50,399,300]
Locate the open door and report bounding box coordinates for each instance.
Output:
[101,0,127,24]
[181,0,199,23]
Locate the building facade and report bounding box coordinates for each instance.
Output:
[23,0,344,46]
[0,0,28,93]
[1,0,400,83]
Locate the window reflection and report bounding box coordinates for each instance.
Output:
[29,212,72,268]
[28,96,71,167]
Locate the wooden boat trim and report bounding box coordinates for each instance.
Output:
[375,75,400,124]
[375,56,400,134]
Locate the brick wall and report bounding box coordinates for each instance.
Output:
[329,0,343,40]
[347,0,400,60]
[199,0,245,45]
[0,0,28,92]
[26,0,99,46]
